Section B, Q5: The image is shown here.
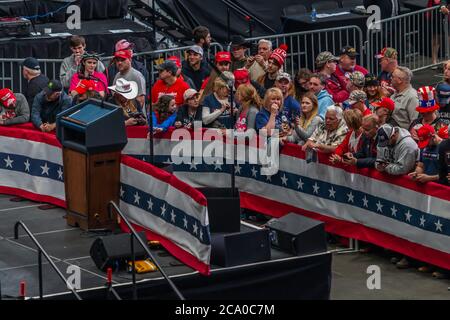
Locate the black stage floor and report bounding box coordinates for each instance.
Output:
[0,194,332,300]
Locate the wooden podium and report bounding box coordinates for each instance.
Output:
[56,99,128,231]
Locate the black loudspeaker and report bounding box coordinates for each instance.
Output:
[197,187,241,233]
[266,213,327,256]
[211,229,271,267]
[90,232,148,271]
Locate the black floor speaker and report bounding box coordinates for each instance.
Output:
[197,187,241,233]
[90,231,148,271]
[211,229,271,267]
[266,213,327,256]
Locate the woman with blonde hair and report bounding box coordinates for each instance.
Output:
[255,87,289,136]
[286,92,323,145]
[202,72,236,128]
[234,83,262,132]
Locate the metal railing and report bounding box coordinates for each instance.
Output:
[366,5,450,74]
[0,43,223,93]
[245,26,364,76]
[14,221,82,300]
[107,201,185,300]
[0,58,62,94]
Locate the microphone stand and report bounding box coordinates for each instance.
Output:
[148,92,155,165]
[86,74,108,108]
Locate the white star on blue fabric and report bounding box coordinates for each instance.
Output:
[183,216,188,229]
[435,220,443,232]
[214,161,223,171]
[312,182,320,194]
[160,203,167,216]
[147,198,153,210]
[171,210,176,223]
[362,196,369,208]
[251,166,258,178]
[376,201,383,213]
[347,192,354,203]
[40,162,50,176]
[133,192,140,205]
[4,156,13,168]
[24,159,30,172]
[235,164,241,174]
[420,215,426,227]
[390,205,397,217]
[189,162,198,170]
[193,222,199,235]
[281,174,288,186]
[199,229,203,241]
[329,187,336,198]
[405,210,412,222]
[120,187,124,198]
[265,174,272,182]
[57,167,63,180]
[297,178,304,190]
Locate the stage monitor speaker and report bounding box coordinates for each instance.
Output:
[90,232,148,271]
[211,229,271,267]
[197,187,241,233]
[266,213,327,256]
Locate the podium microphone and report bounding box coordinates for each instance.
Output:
[81,73,108,108]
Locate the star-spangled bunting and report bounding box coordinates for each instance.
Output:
[164,161,448,236]
[120,182,210,245]
[1,152,63,182]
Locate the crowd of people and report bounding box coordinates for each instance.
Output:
[0,25,449,277]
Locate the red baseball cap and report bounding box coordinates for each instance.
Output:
[372,97,395,112]
[417,124,435,149]
[0,88,16,108]
[114,50,132,60]
[233,68,250,88]
[215,51,231,63]
[437,125,449,139]
[167,55,181,68]
[75,79,96,95]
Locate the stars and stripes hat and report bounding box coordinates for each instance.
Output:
[0,88,16,108]
[416,86,440,113]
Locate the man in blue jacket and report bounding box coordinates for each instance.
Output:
[309,73,334,119]
[31,80,72,132]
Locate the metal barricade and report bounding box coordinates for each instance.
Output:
[0,43,223,93]
[245,26,364,76]
[366,6,450,74]
[0,58,62,93]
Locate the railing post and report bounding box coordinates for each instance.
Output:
[130,233,137,300]
[38,250,43,300]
